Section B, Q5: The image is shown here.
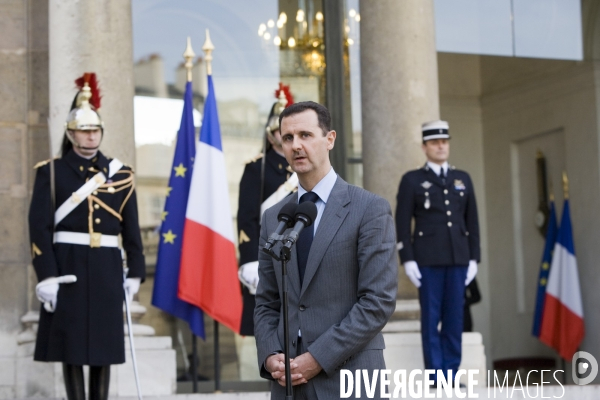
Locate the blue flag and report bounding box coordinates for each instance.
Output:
[151,81,205,339]
[532,201,558,337]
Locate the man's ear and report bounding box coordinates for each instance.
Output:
[327,130,336,150]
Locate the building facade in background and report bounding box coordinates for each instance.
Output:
[2,0,600,397]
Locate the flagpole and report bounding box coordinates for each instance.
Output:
[202,29,222,393]
[182,36,200,394]
[214,320,221,392]
[562,171,569,200]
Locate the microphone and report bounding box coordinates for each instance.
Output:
[262,202,297,254]
[282,201,318,255]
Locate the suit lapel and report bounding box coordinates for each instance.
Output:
[300,177,350,297]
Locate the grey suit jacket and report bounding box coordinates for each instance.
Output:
[254,176,398,399]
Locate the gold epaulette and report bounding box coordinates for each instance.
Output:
[245,153,263,164]
[107,157,135,173]
[33,157,59,169]
[123,163,135,173]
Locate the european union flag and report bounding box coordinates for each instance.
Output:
[532,201,558,337]
[151,81,205,339]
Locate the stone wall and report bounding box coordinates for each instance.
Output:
[0,0,49,397]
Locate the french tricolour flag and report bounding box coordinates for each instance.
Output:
[539,199,584,360]
[178,75,242,333]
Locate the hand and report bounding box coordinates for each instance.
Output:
[124,278,141,303]
[290,352,322,382]
[465,260,477,286]
[265,353,306,387]
[238,261,259,295]
[404,261,422,288]
[36,278,59,313]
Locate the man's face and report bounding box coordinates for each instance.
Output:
[422,139,449,164]
[280,109,335,180]
[70,129,101,156]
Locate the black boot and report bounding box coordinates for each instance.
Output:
[89,365,111,400]
[62,364,85,400]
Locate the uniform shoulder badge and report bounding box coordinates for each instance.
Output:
[245,153,263,164]
[33,157,59,169]
[122,163,135,173]
[421,181,432,189]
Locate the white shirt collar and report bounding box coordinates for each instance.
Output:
[427,161,448,176]
[297,167,337,204]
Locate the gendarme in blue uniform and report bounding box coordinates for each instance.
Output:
[395,120,480,381]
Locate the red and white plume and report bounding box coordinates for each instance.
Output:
[75,72,102,110]
[275,82,294,107]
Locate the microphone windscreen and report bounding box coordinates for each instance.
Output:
[295,201,318,226]
[278,203,297,224]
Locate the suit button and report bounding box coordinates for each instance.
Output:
[94,204,100,210]
[445,200,450,205]
[95,218,101,224]
[292,340,296,345]
[460,192,464,197]
[419,231,423,236]
[299,305,306,311]
[447,211,451,216]
[466,231,469,236]
[444,189,448,194]
[447,222,452,227]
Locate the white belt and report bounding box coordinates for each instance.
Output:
[54,231,119,248]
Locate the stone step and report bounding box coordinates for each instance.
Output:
[390,299,421,321]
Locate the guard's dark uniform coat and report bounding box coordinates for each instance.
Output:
[395,165,480,266]
[237,149,290,335]
[29,149,145,366]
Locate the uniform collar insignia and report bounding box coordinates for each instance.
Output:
[421,181,432,189]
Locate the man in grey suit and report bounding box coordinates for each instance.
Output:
[254,101,398,399]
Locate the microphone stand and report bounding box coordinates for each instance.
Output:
[280,248,293,400]
[262,239,293,400]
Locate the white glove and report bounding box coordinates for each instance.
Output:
[403,261,422,288]
[238,261,259,295]
[124,278,141,303]
[36,278,59,313]
[465,260,478,286]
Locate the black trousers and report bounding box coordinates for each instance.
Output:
[63,364,110,400]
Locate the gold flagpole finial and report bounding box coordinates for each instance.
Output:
[549,178,554,202]
[203,29,215,76]
[183,36,196,83]
[562,171,569,200]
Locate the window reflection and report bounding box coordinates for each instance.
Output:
[513,0,583,60]
[434,0,582,60]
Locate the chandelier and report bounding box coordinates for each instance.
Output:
[257,6,361,75]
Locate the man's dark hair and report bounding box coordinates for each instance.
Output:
[278,101,331,136]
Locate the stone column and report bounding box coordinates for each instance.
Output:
[360,0,440,299]
[49,0,136,164]
[360,0,439,206]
